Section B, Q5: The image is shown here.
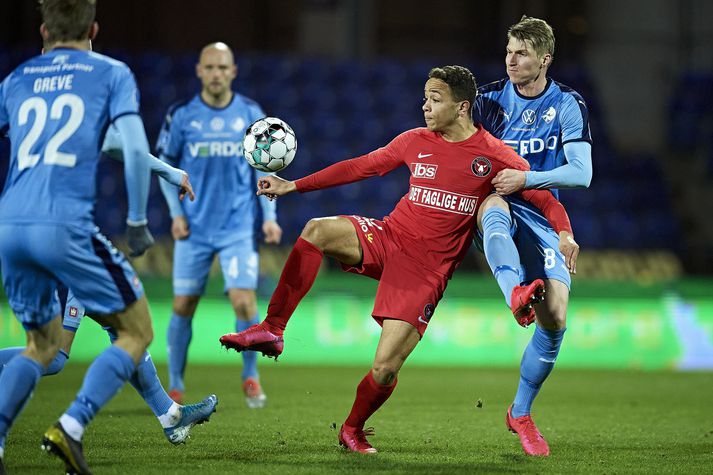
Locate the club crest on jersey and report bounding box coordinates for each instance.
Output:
[521,109,536,125]
[68,306,78,317]
[471,157,492,177]
[423,303,435,322]
[542,106,556,123]
[231,117,246,132]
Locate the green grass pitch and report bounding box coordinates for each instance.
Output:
[4,363,712,474]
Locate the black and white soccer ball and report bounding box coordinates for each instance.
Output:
[243,117,297,172]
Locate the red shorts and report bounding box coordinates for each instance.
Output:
[341,215,448,336]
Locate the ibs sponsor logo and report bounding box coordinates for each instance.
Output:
[187,141,242,157]
[411,162,438,179]
[408,185,477,215]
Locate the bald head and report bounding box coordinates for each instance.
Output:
[199,42,235,65]
[196,41,237,107]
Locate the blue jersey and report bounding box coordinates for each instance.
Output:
[156,93,269,240]
[0,48,140,229]
[473,77,591,199]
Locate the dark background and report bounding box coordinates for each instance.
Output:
[1,0,712,274]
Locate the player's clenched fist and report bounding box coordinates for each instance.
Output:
[256,175,296,200]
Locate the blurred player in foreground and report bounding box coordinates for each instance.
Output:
[157,42,281,408]
[220,65,578,454]
[473,16,592,456]
[0,0,155,473]
[0,127,217,450]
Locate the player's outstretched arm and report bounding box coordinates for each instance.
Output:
[102,126,194,201]
[113,114,155,257]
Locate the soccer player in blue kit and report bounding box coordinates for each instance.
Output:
[473,16,592,456]
[0,1,171,473]
[0,125,217,450]
[157,42,282,408]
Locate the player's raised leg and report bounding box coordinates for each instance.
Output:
[477,195,544,327]
[340,319,420,454]
[507,279,567,456]
[220,216,361,356]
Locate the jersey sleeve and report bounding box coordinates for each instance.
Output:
[0,75,10,132]
[520,190,572,234]
[559,92,592,145]
[108,64,141,122]
[155,103,185,164]
[295,129,413,192]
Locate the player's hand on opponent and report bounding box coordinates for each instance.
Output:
[127,223,155,257]
[178,172,195,201]
[262,220,282,245]
[256,175,296,201]
[171,216,190,241]
[493,169,527,195]
[558,231,579,274]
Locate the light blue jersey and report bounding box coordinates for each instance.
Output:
[0,48,140,229]
[0,48,147,325]
[474,78,592,286]
[474,77,592,199]
[156,93,275,241]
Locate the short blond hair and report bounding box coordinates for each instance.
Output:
[508,15,555,59]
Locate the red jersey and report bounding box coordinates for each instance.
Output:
[296,127,570,277]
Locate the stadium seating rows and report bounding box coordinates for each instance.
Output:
[0,47,683,250]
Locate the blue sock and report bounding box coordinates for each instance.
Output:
[512,326,566,418]
[0,355,44,448]
[104,327,172,417]
[130,352,173,417]
[65,346,136,426]
[45,349,69,376]
[0,347,68,376]
[482,207,522,306]
[237,315,260,380]
[0,347,24,375]
[167,313,192,392]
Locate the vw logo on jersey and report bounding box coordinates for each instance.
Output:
[210,117,225,131]
[471,156,492,177]
[521,109,536,125]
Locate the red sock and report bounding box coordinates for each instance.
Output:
[344,371,398,429]
[264,237,323,332]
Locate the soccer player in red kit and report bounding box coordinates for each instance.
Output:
[220,65,578,453]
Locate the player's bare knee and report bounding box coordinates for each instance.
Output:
[173,295,199,317]
[477,194,509,231]
[300,218,326,248]
[371,364,398,386]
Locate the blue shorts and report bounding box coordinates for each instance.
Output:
[173,233,258,295]
[0,224,143,330]
[475,197,571,288]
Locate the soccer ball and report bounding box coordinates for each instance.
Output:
[243,117,297,172]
